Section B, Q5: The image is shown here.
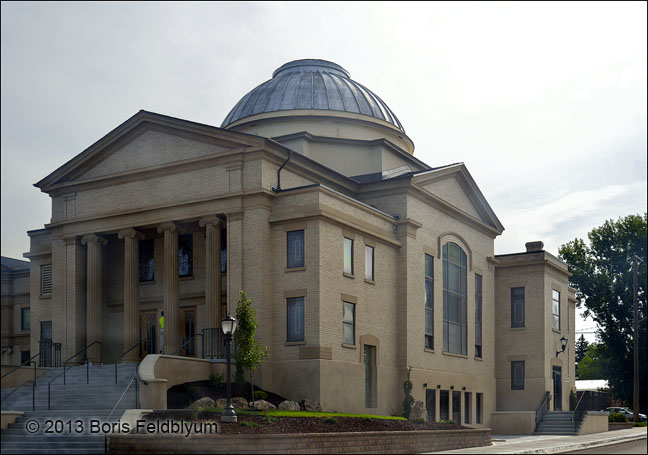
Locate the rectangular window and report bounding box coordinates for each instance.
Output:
[365,245,374,281]
[364,345,376,408]
[139,239,155,282]
[475,274,482,358]
[426,389,436,422]
[464,392,471,424]
[21,308,30,331]
[344,237,354,274]
[552,289,560,331]
[425,254,434,349]
[440,390,450,421]
[511,360,525,390]
[286,297,304,342]
[287,230,304,268]
[476,393,483,424]
[40,264,52,296]
[178,234,193,277]
[221,227,227,272]
[452,391,461,423]
[511,287,525,328]
[342,301,355,344]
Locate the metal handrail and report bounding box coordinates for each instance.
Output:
[1,361,37,411]
[535,391,551,430]
[170,333,203,357]
[113,341,144,384]
[47,341,102,410]
[1,352,41,380]
[105,376,139,455]
[572,390,590,433]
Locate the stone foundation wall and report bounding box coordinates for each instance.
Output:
[109,428,491,454]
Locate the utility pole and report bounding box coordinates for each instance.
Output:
[632,255,643,423]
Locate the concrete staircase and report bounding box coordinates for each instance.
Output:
[1,363,138,454]
[534,411,578,435]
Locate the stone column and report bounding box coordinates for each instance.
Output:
[81,234,106,364]
[199,216,222,330]
[157,222,182,355]
[225,211,243,315]
[118,229,144,362]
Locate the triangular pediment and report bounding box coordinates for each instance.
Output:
[413,164,504,234]
[35,110,266,191]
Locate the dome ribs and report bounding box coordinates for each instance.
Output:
[221,59,405,132]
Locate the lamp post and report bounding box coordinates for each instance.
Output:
[221,314,238,423]
[556,336,567,358]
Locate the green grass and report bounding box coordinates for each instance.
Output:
[201,407,406,420]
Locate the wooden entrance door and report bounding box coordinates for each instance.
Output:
[140,311,157,357]
[180,306,197,357]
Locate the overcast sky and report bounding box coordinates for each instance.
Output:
[2,2,646,340]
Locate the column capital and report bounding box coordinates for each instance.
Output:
[157,222,183,234]
[199,216,222,228]
[118,228,145,240]
[81,234,107,246]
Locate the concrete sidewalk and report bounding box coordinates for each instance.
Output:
[432,427,647,454]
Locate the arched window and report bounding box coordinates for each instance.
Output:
[443,242,467,355]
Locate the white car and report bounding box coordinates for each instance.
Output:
[605,407,647,422]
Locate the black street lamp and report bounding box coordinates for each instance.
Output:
[555,336,568,358]
[221,314,238,423]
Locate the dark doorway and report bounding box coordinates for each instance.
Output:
[140,311,157,357]
[553,366,562,411]
[180,307,197,357]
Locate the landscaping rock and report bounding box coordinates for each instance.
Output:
[215,398,228,408]
[301,399,322,412]
[278,400,301,411]
[232,397,249,408]
[409,400,427,422]
[188,397,215,409]
[249,399,276,410]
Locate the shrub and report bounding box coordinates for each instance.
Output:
[323,417,338,424]
[254,390,268,401]
[569,390,578,411]
[240,421,260,428]
[402,366,415,419]
[209,373,224,389]
[413,418,425,424]
[609,412,628,422]
[633,422,647,427]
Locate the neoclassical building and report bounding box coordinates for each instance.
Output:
[24,59,575,425]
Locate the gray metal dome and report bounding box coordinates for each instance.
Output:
[221,59,405,132]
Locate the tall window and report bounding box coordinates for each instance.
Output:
[139,239,155,282]
[287,230,304,268]
[178,234,193,277]
[342,301,355,344]
[475,274,482,358]
[40,264,52,296]
[21,308,30,331]
[220,227,227,272]
[552,290,560,331]
[511,360,525,390]
[344,238,354,274]
[476,393,483,424]
[425,254,434,349]
[511,287,525,328]
[365,245,374,281]
[287,297,304,342]
[443,242,467,355]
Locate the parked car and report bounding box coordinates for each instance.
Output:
[604,407,647,422]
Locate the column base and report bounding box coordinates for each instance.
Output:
[220,415,237,423]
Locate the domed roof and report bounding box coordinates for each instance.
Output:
[221,59,405,132]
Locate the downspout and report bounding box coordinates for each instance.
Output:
[273,149,293,192]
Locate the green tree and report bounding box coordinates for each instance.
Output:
[576,344,606,380]
[234,291,269,399]
[559,214,647,411]
[402,366,415,419]
[575,334,589,379]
